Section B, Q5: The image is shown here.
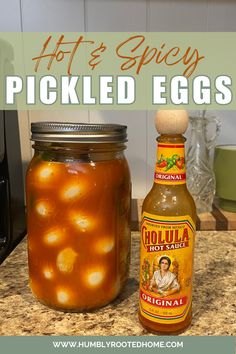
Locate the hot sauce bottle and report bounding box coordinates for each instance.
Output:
[139,110,196,334]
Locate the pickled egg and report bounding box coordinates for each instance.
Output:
[57,289,70,304]
[85,268,105,287]
[56,247,78,273]
[95,237,115,254]
[35,200,53,217]
[61,183,81,201]
[43,227,65,246]
[35,163,59,184]
[38,166,54,180]
[70,212,94,232]
[43,267,54,279]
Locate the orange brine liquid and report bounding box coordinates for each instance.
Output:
[26,151,131,311]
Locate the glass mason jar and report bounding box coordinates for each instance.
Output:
[26,122,131,312]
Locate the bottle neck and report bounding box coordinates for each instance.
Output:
[154,134,186,185]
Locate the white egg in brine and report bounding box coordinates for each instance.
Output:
[56,248,78,273]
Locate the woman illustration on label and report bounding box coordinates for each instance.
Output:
[149,256,180,297]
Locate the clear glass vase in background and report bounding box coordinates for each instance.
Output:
[186,112,221,214]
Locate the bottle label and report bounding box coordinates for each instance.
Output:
[139,212,195,324]
[154,143,186,184]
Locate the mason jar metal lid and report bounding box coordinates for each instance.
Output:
[31,122,127,143]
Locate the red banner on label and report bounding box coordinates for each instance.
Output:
[154,172,186,181]
[140,290,187,308]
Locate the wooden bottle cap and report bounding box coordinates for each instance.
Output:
[155,110,189,134]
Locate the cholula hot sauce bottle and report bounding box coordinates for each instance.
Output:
[139,110,196,334]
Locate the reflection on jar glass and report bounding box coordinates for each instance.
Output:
[26,122,131,311]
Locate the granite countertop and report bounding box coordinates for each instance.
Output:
[0,232,235,336]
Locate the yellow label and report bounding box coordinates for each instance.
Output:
[139,212,195,324]
[155,143,186,185]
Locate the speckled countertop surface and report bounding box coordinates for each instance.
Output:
[0,232,235,336]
